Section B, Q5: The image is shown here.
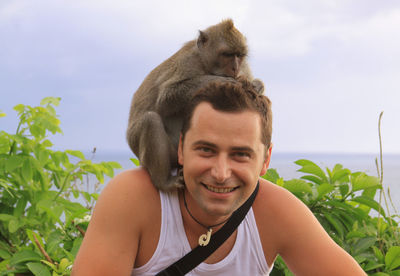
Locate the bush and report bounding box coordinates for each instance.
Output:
[266,160,400,275]
[0,98,121,275]
[1,98,398,275]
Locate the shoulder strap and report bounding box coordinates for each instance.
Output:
[155,181,260,276]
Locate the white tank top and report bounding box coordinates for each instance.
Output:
[131,190,273,275]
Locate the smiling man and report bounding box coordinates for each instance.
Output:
[72,79,366,275]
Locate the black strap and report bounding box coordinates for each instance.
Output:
[156,181,260,276]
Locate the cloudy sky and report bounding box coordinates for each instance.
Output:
[1,0,400,156]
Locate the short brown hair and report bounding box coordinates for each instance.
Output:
[181,78,272,148]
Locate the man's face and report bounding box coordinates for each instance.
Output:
[178,102,271,220]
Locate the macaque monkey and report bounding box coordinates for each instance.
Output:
[127,19,264,191]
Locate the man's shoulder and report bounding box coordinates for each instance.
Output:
[98,168,161,219]
[255,178,299,212]
[105,168,158,198]
[253,178,314,234]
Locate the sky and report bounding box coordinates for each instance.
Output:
[1,0,400,156]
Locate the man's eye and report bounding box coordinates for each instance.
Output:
[197,147,214,153]
[233,152,250,159]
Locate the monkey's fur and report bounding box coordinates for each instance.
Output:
[127,19,264,191]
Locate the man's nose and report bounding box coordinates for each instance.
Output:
[210,155,232,183]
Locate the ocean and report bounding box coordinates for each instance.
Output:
[90,152,400,215]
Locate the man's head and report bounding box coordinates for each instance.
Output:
[177,79,272,219]
[181,78,272,149]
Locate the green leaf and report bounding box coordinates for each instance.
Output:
[322,211,344,239]
[0,249,11,259]
[8,219,19,233]
[41,260,58,271]
[26,262,51,276]
[14,197,27,217]
[58,258,72,272]
[369,273,390,276]
[40,97,61,107]
[263,168,280,183]
[345,230,365,239]
[46,231,63,254]
[352,173,380,192]
[330,166,351,183]
[372,246,385,264]
[364,261,384,272]
[9,250,42,266]
[317,183,334,199]
[42,139,53,148]
[385,246,400,271]
[353,236,377,256]
[0,111,6,117]
[339,183,350,197]
[30,124,44,138]
[13,104,25,113]
[130,158,140,166]
[351,196,386,216]
[300,175,323,185]
[66,150,85,160]
[0,214,15,222]
[390,269,400,276]
[107,161,122,169]
[70,237,83,259]
[295,159,328,183]
[26,230,46,253]
[5,155,23,172]
[22,157,33,183]
[283,179,312,195]
[82,191,91,202]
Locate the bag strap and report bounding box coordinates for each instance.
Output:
[155,181,260,276]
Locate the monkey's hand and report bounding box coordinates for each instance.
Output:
[252,78,264,94]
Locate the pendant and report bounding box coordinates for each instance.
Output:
[198,228,212,246]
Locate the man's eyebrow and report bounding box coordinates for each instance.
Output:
[192,141,255,153]
[192,140,217,148]
[231,146,255,154]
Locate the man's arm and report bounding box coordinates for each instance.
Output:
[72,169,156,275]
[256,180,366,275]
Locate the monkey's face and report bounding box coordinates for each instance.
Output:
[178,102,270,221]
[217,50,246,78]
[205,47,246,78]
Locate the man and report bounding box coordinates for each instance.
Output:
[72,80,366,275]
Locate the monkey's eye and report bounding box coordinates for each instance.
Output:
[221,52,235,57]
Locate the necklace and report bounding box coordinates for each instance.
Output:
[182,190,230,246]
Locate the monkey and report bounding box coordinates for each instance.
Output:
[127,19,264,191]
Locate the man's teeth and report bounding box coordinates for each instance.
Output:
[205,185,235,193]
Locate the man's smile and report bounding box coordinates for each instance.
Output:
[202,183,239,193]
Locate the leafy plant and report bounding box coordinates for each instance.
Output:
[0,98,121,275]
[265,159,399,276]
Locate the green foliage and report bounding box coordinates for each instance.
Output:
[1,98,399,275]
[264,160,400,275]
[0,98,121,275]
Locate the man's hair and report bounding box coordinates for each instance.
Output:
[181,78,272,148]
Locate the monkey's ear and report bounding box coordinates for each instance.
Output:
[197,31,208,48]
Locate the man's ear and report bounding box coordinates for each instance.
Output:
[260,144,273,176]
[178,134,184,165]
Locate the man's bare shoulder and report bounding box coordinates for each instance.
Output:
[253,178,366,275]
[72,168,160,275]
[254,178,320,237]
[254,178,305,217]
